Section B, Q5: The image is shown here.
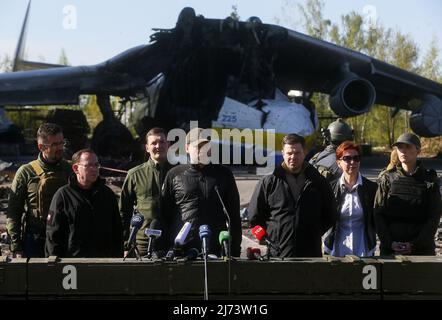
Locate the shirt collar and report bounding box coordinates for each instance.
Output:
[339,172,363,192]
[148,158,165,170]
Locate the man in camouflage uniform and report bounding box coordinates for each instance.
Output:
[6,123,71,258]
[374,133,442,255]
[119,127,172,256]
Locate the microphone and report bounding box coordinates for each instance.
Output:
[165,221,192,261]
[199,224,212,257]
[251,225,280,254]
[218,231,230,258]
[144,219,162,259]
[127,211,144,246]
[174,221,192,247]
[246,247,265,261]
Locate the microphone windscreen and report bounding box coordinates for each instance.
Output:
[251,225,266,241]
[175,221,192,245]
[199,224,211,239]
[130,213,144,228]
[218,230,230,245]
[144,228,162,238]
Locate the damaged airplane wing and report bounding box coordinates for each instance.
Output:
[0,7,441,136]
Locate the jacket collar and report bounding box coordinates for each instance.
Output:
[397,160,424,177]
[38,152,65,171]
[147,158,172,171]
[274,162,319,182]
[68,173,105,192]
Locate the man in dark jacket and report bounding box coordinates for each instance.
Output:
[374,133,442,255]
[248,133,337,257]
[45,149,123,258]
[161,128,242,257]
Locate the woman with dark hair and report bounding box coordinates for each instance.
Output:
[323,141,378,257]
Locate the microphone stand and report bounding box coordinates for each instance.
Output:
[214,186,231,295]
[146,236,154,259]
[123,239,142,261]
[203,243,209,301]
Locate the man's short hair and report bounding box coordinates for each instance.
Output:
[145,127,166,143]
[37,123,63,143]
[282,134,305,149]
[71,148,96,164]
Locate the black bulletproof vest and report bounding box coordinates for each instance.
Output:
[386,172,431,223]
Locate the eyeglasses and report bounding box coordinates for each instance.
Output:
[77,163,101,169]
[43,140,67,148]
[339,155,361,163]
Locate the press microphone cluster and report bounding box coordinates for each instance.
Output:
[251,225,281,254]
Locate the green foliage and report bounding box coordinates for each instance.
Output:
[0,54,12,72]
[82,95,103,133]
[292,0,442,150]
[297,0,331,40]
[230,5,240,21]
[58,48,70,66]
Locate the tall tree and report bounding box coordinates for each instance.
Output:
[298,0,331,40]
[0,54,12,72]
[230,5,240,21]
[58,48,70,66]
[419,37,441,81]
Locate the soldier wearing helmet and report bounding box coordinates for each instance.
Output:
[309,118,354,182]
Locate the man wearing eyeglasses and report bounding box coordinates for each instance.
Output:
[45,149,123,257]
[7,123,72,258]
[375,133,442,255]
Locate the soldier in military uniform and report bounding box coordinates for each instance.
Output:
[374,133,442,255]
[6,123,72,258]
[309,118,354,181]
[119,127,173,256]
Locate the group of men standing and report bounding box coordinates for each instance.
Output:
[5,121,441,259]
[6,124,241,258]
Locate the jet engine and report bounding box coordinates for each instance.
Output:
[329,77,376,117]
[409,94,442,137]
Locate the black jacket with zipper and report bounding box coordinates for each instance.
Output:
[161,164,242,257]
[248,163,337,257]
[323,176,377,255]
[45,175,123,258]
